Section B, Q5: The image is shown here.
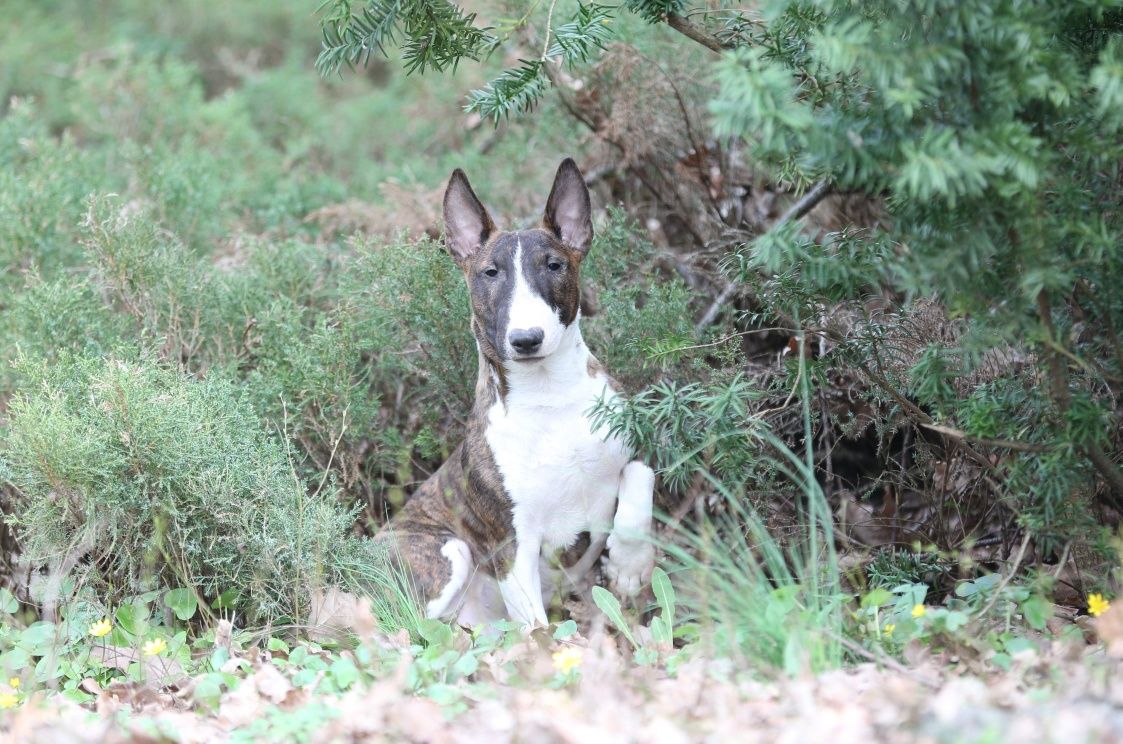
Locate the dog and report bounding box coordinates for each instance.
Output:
[379,158,656,630]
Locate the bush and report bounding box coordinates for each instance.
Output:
[709,1,1123,547]
[1,354,378,624]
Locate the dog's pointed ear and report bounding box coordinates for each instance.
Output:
[543,158,593,257]
[443,168,495,267]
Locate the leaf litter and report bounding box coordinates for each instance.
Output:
[5,596,1123,743]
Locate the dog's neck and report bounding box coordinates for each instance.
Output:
[477,316,590,409]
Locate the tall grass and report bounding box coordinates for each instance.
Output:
[661,331,844,674]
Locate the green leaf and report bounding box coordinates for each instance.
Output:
[944,610,968,631]
[211,589,240,610]
[35,653,63,682]
[165,588,198,622]
[210,646,230,672]
[552,620,578,640]
[115,603,150,636]
[1020,594,1052,631]
[1004,636,1035,655]
[329,657,360,690]
[426,683,461,705]
[61,687,94,705]
[0,649,31,673]
[417,619,454,648]
[0,588,19,614]
[591,586,637,648]
[651,567,676,630]
[288,646,308,666]
[860,588,893,608]
[452,653,478,679]
[292,668,318,687]
[18,621,59,656]
[267,637,290,655]
[194,672,226,710]
[650,616,672,647]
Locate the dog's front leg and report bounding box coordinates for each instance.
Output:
[498,537,549,630]
[604,461,656,596]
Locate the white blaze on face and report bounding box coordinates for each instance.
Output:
[506,238,565,358]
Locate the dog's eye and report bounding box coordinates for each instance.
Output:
[547,260,564,272]
[483,267,499,278]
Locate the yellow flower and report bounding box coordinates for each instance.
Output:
[911,604,927,618]
[143,638,168,657]
[7,678,18,689]
[0,692,18,709]
[551,646,584,673]
[1088,593,1111,618]
[88,618,112,638]
[883,624,896,636]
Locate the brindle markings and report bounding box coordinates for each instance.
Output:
[378,158,633,618]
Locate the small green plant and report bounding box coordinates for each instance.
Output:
[866,549,953,590]
[858,571,1056,670]
[590,567,685,669]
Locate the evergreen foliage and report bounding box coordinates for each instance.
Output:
[317,0,493,76]
[709,1,1123,543]
[318,1,1123,553]
[1,354,371,625]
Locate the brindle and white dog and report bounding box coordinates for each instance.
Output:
[379,158,655,629]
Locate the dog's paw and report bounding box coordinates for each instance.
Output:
[603,536,655,597]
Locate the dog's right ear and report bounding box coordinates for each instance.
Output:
[443,169,495,268]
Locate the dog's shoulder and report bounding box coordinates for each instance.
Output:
[586,352,622,395]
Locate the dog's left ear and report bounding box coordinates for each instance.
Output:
[543,158,593,257]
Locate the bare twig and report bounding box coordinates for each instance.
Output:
[920,422,1054,453]
[651,326,796,358]
[830,632,939,688]
[777,178,833,224]
[540,0,559,61]
[694,178,833,333]
[693,282,740,333]
[313,407,349,499]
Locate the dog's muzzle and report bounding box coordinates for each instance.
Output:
[508,327,544,357]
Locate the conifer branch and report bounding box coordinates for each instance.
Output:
[665,13,732,54]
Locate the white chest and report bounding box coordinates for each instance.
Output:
[485,372,630,550]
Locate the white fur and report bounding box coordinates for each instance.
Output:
[425,539,472,619]
[456,571,506,627]
[604,462,657,596]
[487,312,651,627]
[505,239,567,359]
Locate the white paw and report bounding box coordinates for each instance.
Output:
[604,536,655,597]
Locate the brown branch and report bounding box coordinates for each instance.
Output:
[919,423,1054,453]
[665,13,733,54]
[777,178,833,224]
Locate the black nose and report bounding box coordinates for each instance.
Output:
[509,327,544,355]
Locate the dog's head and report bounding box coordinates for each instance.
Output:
[442,158,593,369]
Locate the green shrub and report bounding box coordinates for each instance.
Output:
[1,354,379,624]
[709,1,1123,546]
